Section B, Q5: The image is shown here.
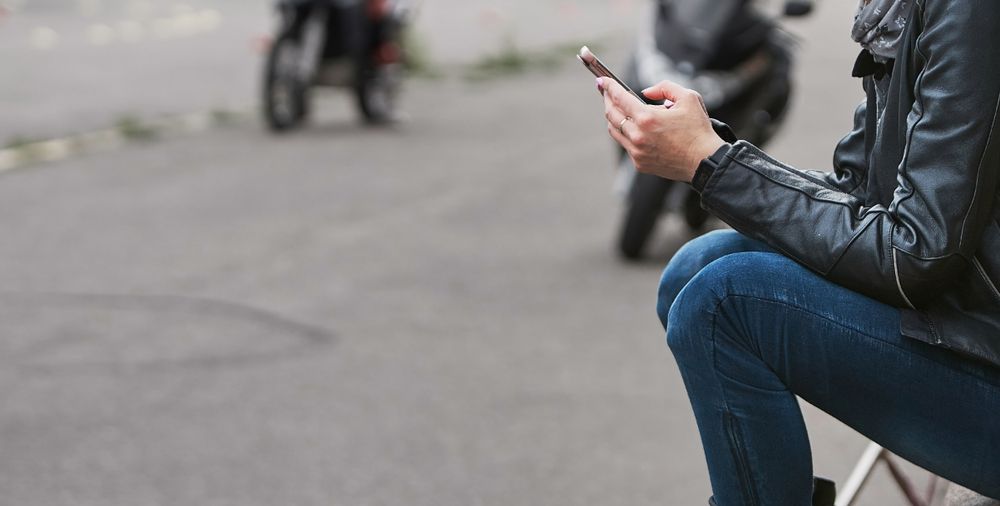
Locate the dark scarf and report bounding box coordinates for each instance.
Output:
[851,0,910,61]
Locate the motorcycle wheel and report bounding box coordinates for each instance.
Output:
[619,171,673,260]
[356,62,403,124]
[683,189,711,230]
[263,34,309,132]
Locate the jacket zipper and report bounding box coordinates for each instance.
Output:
[973,256,1000,302]
[892,248,917,309]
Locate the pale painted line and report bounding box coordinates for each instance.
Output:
[28,8,222,49]
[86,23,116,45]
[30,26,60,50]
[34,139,74,163]
[0,139,80,174]
[0,149,20,173]
[179,111,214,131]
[0,108,251,174]
[75,128,126,152]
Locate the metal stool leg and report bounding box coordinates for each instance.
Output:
[836,442,885,506]
[836,441,945,506]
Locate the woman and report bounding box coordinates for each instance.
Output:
[595,0,1000,504]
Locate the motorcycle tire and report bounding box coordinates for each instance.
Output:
[356,62,403,124]
[683,189,711,230]
[263,33,309,132]
[619,171,673,260]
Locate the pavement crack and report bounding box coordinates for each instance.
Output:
[0,290,338,374]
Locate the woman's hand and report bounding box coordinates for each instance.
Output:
[599,77,725,183]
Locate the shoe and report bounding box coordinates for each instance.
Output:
[706,477,836,506]
[812,477,837,506]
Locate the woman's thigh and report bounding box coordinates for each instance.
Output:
[668,251,1000,496]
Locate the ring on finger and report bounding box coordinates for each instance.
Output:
[618,117,631,134]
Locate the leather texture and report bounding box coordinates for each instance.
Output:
[698,0,1000,367]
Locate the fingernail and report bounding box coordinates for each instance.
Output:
[596,78,604,92]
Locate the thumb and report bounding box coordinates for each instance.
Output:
[642,80,693,106]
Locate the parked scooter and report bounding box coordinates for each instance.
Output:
[615,0,813,259]
[262,0,409,131]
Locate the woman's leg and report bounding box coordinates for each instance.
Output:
[662,251,1000,505]
[656,229,773,328]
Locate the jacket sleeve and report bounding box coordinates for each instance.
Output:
[699,0,1000,309]
[802,100,870,197]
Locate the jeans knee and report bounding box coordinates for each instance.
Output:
[665,271,720,363]
[657,267,678,329]
[665,252,760,363]
[658,230,755,329]
[665,311,695,361]
[666,252,797,364]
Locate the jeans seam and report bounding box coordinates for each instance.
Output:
[708,296,763,506]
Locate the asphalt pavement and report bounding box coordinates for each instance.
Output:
[0,1,942,505]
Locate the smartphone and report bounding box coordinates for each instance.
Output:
[577,46,646,103]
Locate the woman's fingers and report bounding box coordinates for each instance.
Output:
[608,116,637,155]
[642,80,697,107]
[603,87,625,126]
[598,78,645,118]
[601,80,639,139]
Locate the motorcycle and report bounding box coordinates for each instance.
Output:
[262,0,409,131]
[615,0,813,259]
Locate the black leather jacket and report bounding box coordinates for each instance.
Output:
[694,0,1000,367]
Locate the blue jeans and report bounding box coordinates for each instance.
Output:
[657,230,1000,505]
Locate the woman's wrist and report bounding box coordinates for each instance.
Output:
[691,142,732,192]
[686,136,727,183]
